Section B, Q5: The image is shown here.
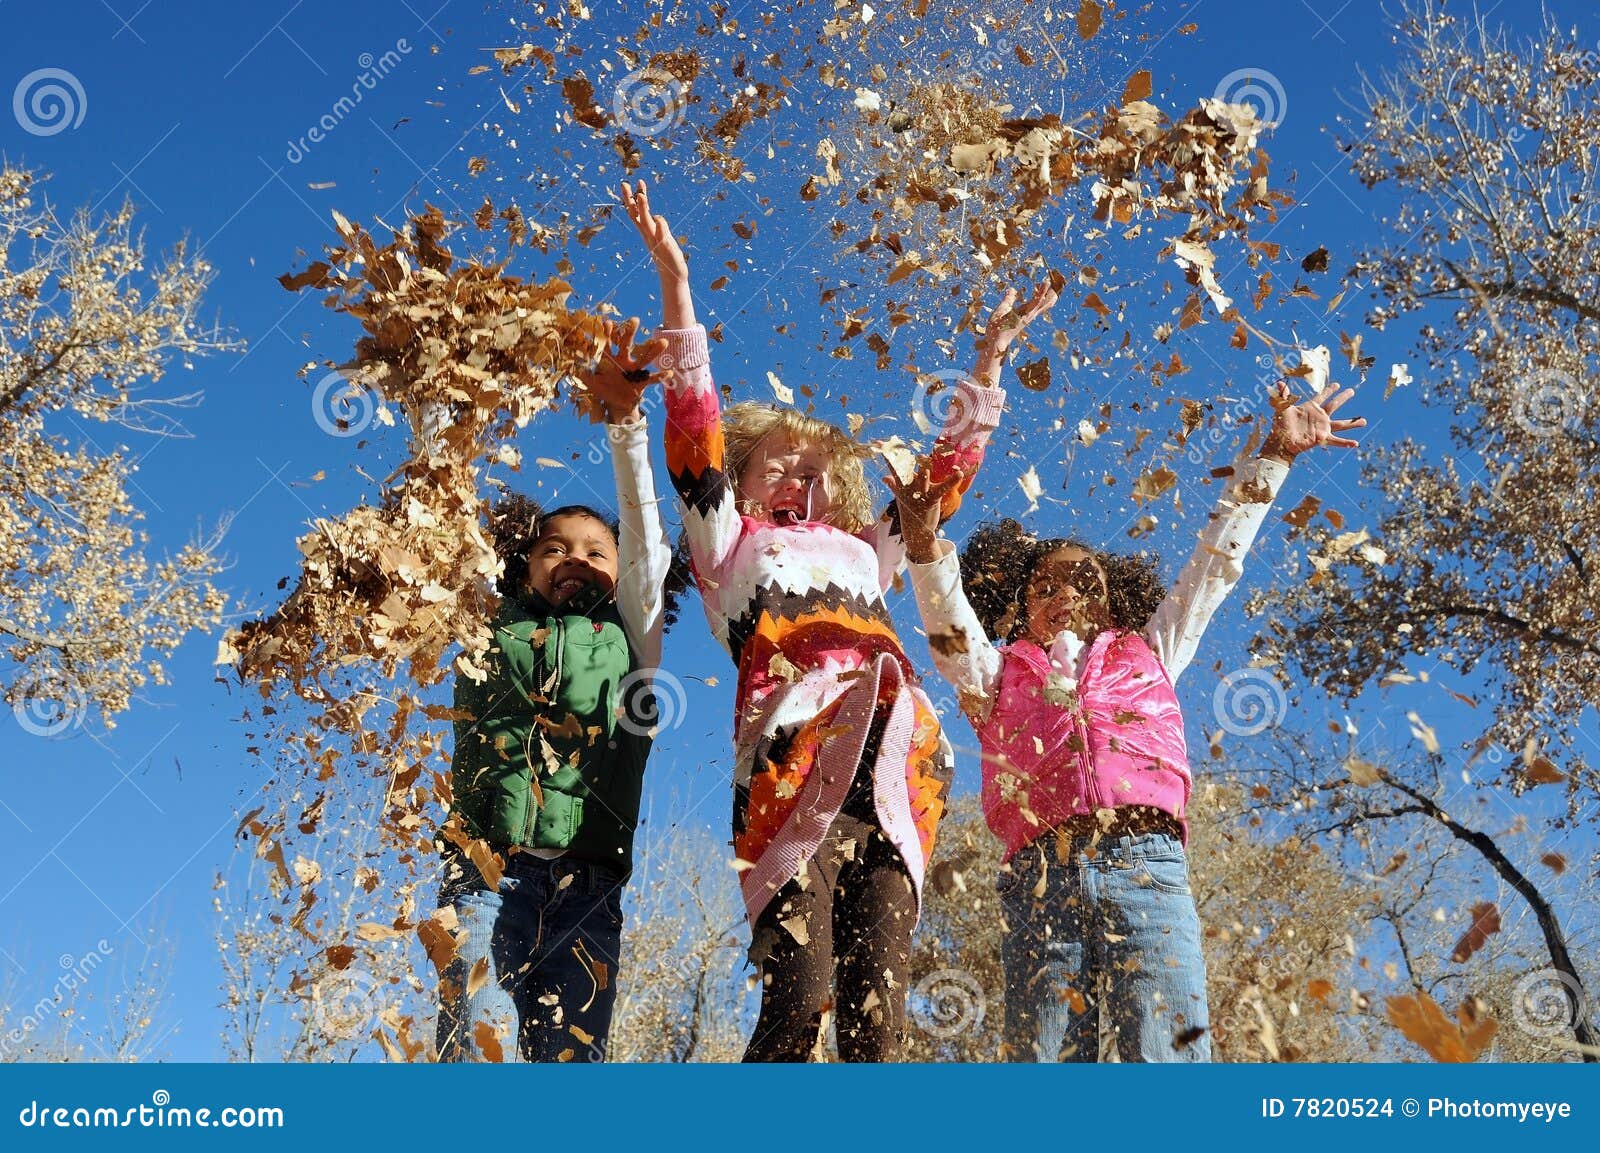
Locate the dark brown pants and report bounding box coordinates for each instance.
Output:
[742,767,918,1063]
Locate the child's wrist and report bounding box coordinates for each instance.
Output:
[1259,432,1297,465]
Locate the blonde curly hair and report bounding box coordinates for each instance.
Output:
[721,402,877,533]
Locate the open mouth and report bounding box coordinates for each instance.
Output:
[770,503,804,527]
[552,576,591,602]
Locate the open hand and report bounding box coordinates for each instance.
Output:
[974,279,1059,383]
[1260,378,1368,463]
[621,180,688,285]
[575,317,669,425]
[882,448,968,565]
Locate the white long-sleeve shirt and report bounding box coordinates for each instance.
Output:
[908,455,1289,723]
[606,416,673,670]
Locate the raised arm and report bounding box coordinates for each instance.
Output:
[620,181,744,578]
[888,452,1004,720]
[866,282,1058,584]
[1148,347,1368,680]
[574,316,674,668]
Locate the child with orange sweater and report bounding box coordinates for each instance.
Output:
[619,180,1056,1060]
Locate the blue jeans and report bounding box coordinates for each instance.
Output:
[999,831,1211,1062]
[435,852,625,1063]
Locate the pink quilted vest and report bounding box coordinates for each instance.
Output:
[977,630,1192,860]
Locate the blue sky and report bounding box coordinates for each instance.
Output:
[3,0,1595,1061]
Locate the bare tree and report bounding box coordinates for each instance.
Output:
[0,165,235,729]
[607,816,751,1063]
[1251,2,1600,783]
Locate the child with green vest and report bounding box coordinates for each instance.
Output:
[436,318,681,1062]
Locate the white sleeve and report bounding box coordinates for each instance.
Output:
[907,539,1004,723]
[609,416,672,670]
[1144,455,1290,681]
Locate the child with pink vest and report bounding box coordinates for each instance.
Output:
[889,349,1366,1061]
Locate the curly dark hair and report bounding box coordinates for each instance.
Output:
[486,493,694,629]
[957,518,1167,643]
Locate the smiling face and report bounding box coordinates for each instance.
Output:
[738,433,836,528]
[523,512,619,607]
[1023,544,1112,644]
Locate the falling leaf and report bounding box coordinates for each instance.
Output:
[1450,902,1501,963]
[1076,0,1104,40]
[1282,494,1322,529]
[1131,466,1177,505]
[416,916,458,973]
[473,1020,506,1063]
[1406,711,1440,754]
[780,914,810,946]
[1301,246,1330,273]
[467,956,492,998]
[1541,852,1567,874]
[1018,466,1042,511]
[1015,357,1052,392]
[1344,757,1382,786]
[1386,993,1497,1063]
[767,371,794,405]
[1121,71,1152,105]
[1524,756,1565,786]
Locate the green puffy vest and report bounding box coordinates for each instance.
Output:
[450,586,655,874]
